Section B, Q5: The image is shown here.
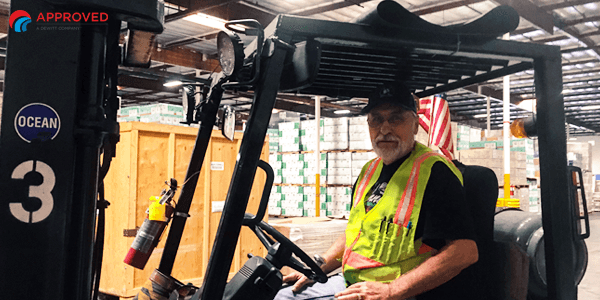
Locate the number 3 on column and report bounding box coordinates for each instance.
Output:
[10,160,55,223]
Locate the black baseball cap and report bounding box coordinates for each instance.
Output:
[360,83,417,115]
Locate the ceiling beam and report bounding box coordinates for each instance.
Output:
[563,15,600,27]
[164,0,239,23]
[124,95,182,103]
[152,46,220,72]
[580,29,600,39]
[273,100,338,118]
[234,93,338,117]
[511,27,538,35]
[279,94,362,113]
[290,0,372,16]
[493,0,555,34]
[540,0,598,11]
[531,34,571,44]
[163,32,219,49]
[412,0,486,15]
[118,75,174,93]
[462,84,522,104]
[119,66,210,85]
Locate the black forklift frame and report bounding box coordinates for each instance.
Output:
[201,15,576,300]
[0,2,577,300]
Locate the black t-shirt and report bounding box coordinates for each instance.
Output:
[352,155,477,300]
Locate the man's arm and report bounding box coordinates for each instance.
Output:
[334,238,478,300]
[320,232,345,273]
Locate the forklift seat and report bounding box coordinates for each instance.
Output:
[454,161,529,300]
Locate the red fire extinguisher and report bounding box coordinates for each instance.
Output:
[124,179,177,269]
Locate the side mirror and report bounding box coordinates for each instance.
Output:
[221,105,236,141]
[182,86,196,124]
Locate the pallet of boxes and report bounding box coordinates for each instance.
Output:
[454,125,540,213]
[118,103,185,125]
[593,175,600,214]
[268,116,378,219]
[567,142,595,215]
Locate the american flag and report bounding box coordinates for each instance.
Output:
[417,95,454,160]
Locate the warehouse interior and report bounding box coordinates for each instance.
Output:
[2,0,600,300]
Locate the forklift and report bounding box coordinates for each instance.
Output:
[0,1,590,300]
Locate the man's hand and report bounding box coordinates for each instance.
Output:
[282,271,314,293]
[334,281,392,300]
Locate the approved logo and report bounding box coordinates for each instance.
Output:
[9,10,31,32]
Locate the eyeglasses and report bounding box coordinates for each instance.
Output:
[367,115,406,128]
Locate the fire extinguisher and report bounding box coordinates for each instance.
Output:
[124,179,178,269]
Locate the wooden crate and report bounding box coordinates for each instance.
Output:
[100,122,269,297]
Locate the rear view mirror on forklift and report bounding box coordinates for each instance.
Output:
[221,105,236,141]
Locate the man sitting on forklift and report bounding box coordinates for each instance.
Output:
[275,83,479,300]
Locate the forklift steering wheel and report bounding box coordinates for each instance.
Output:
[243,214,328,283]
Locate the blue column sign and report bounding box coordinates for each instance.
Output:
[14,103,61,143]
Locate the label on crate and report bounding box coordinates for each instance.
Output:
[212,201,225,212]
[211,162,225,171]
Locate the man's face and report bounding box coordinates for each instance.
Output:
[367,103,418,165]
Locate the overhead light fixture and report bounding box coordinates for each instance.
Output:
[473,114,488,118]
[272,109,280,113]
[183,13,243,31]
[569,137,578,141]
[334,110,351,114]
[582,105,600,110]
[562,89,575,94]
[163,80,183,87]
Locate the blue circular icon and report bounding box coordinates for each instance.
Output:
[14,103,61,143]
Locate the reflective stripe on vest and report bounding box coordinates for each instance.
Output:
[354,157,381,207]
[393,152,439,227]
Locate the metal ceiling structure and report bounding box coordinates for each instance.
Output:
[1,0,600,134]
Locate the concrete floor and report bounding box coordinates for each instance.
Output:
[578,213,600,299]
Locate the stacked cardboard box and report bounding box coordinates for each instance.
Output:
[457,148,527,186]
[322,118,349,150]
[278,122,301,152]
[118,104,185,125]
[456,124,470,150]
[351,152,377,183]
[567,142,593,171]
[327,152,352,186]
[268,185,330,217]
[267,128,280,153]
[138,104,184,125]
[518,187,530,212]
[269,153,283,184]
[303,152,328,185]
[528,179,540,213]
[349,116,371,150]
[299,119,324,151]
[117,106,140,122]
[592,191,600,213]
[325,186,353,218]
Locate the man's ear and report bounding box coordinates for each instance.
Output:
[412,113,419,135]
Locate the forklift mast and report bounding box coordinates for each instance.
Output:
[0,1,163,299]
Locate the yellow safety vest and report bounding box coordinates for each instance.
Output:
[343,142,463,285]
